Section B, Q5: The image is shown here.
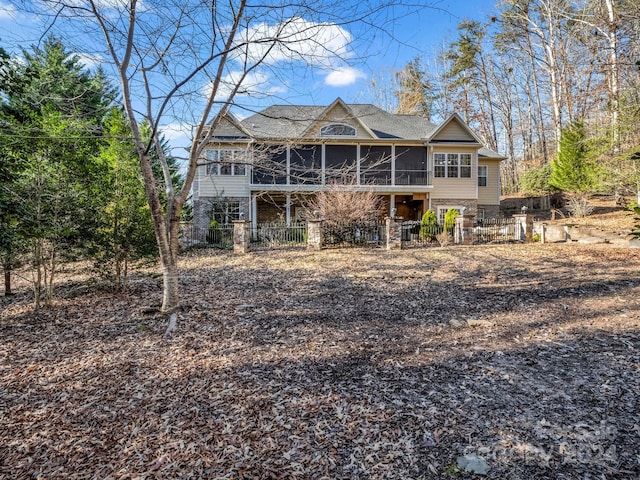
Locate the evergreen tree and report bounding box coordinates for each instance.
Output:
[91,108,156,290]
[419,210,439,241]
[550,121,598,194]
[444,208,460,233]
[1,37,115,307]
[520,162,555,196]
[395,56,434,120]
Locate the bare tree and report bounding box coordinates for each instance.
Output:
[15,0,419,334]
[305,181,384,224]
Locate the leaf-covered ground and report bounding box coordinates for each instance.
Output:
[1,244,639,479]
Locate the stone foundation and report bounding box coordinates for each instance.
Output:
[430,198,478,216]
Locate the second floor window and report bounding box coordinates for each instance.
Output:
[205,149,247,176]
[434,153,472,178]
[320,123,356,137]
[478,165,488,186]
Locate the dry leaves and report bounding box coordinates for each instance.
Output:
[1,244,639,479]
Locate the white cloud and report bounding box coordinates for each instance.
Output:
[235,17,353,67]
[205,70,287,101]
[74,53,104,69]
[0,1,16,19]
[324,67,366,87]
[161,123,193,142]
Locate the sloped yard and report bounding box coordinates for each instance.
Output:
[1,244,639,479]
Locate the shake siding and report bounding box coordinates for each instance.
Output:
[477,160,501,205]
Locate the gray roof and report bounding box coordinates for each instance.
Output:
[478,146,506,160]
[237,103,439,140]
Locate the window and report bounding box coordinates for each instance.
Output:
[320,123,356,137]
[204,149,247,176]
[209,201,241,224]
[478,165,487,187]
[460,154,472,178]
[434,153,446,178]
[437,206,463,224]
[434,152,472,178]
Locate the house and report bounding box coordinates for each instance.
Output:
[192,98,505,228]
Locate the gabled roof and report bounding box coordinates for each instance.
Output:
[299,97,378,139]
[208,110,252,139]
[232,101,438,140]
[428,113,482,144]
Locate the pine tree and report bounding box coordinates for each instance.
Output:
[394,56,434,120]
[549,121,597,194]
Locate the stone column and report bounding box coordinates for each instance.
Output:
[386,216,402,250]
[233,220,251,254]
[513,214,534,242]
[307,219,324,250]
[454,214,475,245]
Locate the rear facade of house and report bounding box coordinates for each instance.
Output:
[192,98,504,228]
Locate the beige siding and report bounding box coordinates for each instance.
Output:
[430,147,478,200]
[432,146,477,154]
[432,118,475,142]
[431,177,476,200]
[477,160,500,205]
[198,168,250,197]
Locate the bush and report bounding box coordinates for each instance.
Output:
[419,210,439,241]
[565,195,594,218]
[520,162,554,196]
[207,219,220,244]
[436,231,453,246]
[444,208,460,233]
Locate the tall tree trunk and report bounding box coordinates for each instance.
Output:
[604,0,620,149]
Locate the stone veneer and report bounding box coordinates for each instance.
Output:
[429,198,478,216]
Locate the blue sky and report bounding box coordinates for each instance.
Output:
[0,0,499,149]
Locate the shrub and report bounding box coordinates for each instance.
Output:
[444,208,460,233]
[520,162,554,196]
[436,231,453,246]
[565,194,594,218]
[207,219,220,244]
[419,210,439,241]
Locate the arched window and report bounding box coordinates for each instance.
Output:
[320,123,356,137]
